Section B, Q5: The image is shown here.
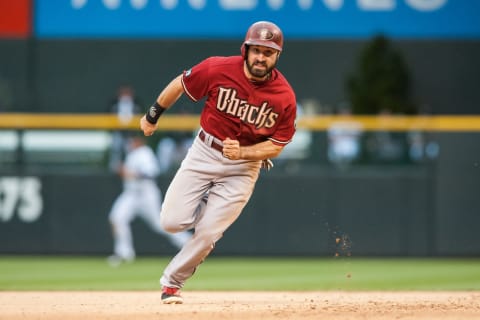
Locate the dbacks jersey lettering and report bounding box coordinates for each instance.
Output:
[181,56,296,146]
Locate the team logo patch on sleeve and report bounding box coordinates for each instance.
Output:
[185,69,192,77]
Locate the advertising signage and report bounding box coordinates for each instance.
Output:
[0,0,31,38]
[35,0,480,39]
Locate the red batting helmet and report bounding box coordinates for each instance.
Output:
[241,21,284,58]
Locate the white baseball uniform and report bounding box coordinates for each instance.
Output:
[108,140,191,263]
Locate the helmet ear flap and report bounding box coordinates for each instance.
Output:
[241,44,249,59]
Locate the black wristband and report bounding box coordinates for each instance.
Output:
[145,102,166,124]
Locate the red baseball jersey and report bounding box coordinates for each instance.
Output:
[181,56,296,146]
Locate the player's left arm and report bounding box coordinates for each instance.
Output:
[223,101,296,160]
[224,89,297,161]
[222,139,283,161]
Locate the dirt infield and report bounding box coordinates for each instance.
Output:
[1,291,479,320]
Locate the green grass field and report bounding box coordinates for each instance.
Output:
[1,256,479,291]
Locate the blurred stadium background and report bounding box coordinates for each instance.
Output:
[0,0,480,261]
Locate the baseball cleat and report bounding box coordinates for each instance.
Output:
[161,287,183,304]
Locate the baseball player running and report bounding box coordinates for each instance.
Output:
[140,21,297,304]
[107,136,192,266]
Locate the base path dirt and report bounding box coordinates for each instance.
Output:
[1,291,479,320]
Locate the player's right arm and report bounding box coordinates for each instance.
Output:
[140,74,184,136]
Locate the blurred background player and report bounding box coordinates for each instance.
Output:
[156,132,194,174]
[108,85,142,172]
[327,105,363,169]
[107,135,191,266]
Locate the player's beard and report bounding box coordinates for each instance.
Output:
[246,58,277,80]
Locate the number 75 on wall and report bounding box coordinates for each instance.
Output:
[0,177,43,223]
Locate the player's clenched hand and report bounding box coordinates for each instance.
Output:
[140,115,158,136]
[222,137,241,160]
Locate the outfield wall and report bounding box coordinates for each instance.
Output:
[1,131,479,257]
[0,169,430,256]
